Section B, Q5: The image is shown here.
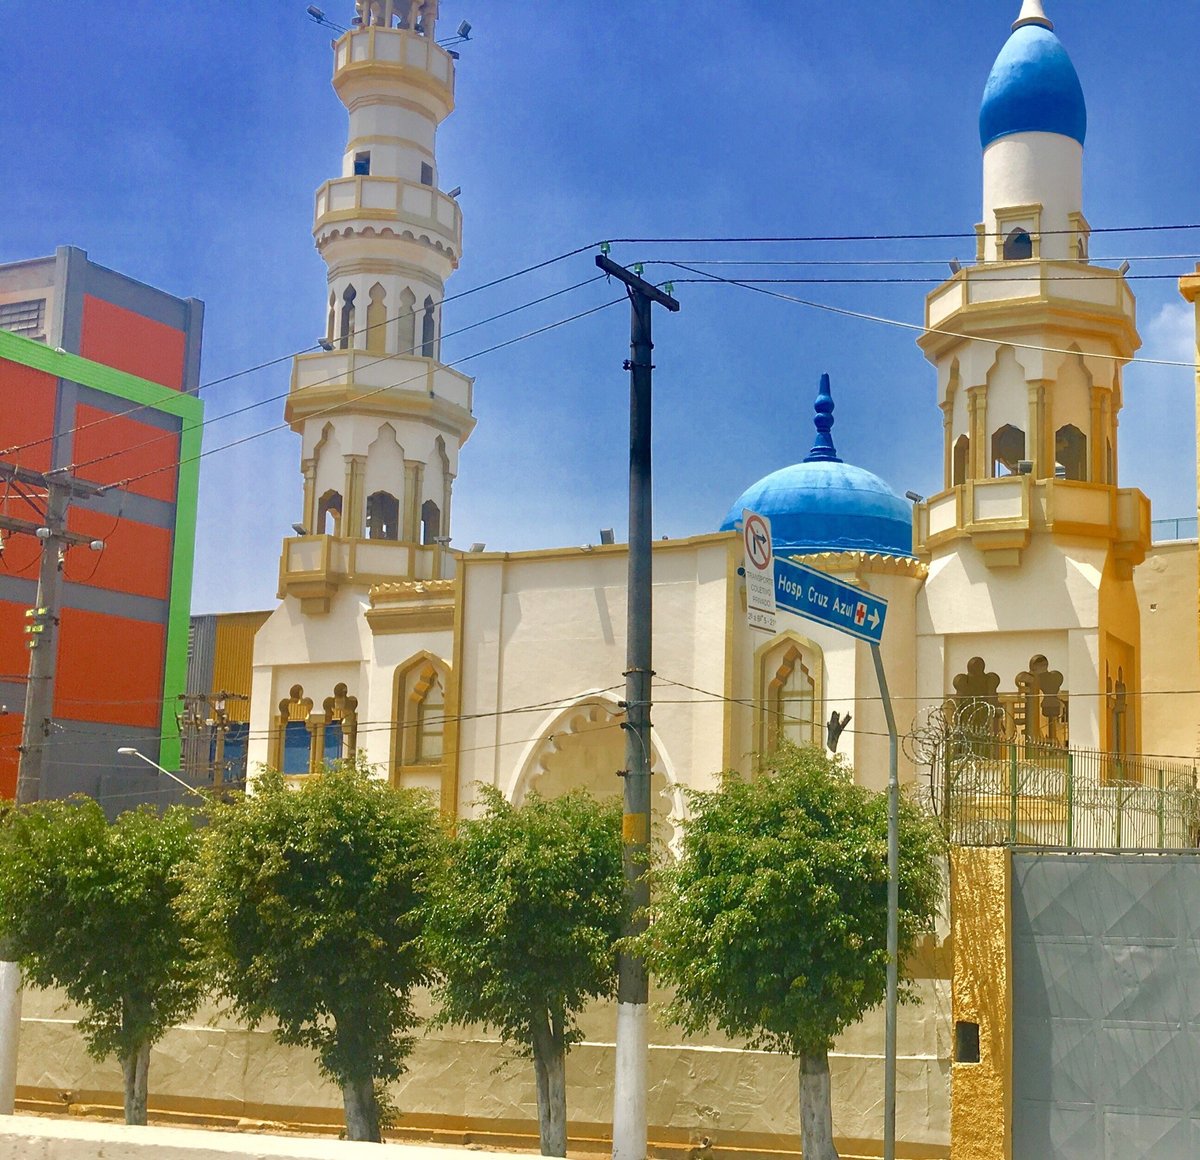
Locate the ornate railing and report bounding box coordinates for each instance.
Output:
[909,703,1200,850]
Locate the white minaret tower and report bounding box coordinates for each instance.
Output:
[280,0,474,614]
[913,3,1150,757]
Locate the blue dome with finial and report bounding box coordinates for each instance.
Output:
[980,15,1086,149]
[719,375,914,558]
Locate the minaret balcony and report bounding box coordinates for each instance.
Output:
[314,175,462,261]
[333,26,455,115]
[915,476,1150,572]
[278,534,453,614]
[922,260,1138,360]
[285,350,475,439]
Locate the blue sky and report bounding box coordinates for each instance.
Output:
[4,2,1198,612]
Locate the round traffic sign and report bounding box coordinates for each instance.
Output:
[743,512,772,571]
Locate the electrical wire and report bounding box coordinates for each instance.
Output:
[666,263,1198,369]
[0,242,605,461]
[605,223,1200,244]
[108,293,628,492]
[56,279,617,486]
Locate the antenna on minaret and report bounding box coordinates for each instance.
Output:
[1012,0,1053,32]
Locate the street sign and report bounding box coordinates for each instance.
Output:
[774,557,888,644]
[741,509,776,633]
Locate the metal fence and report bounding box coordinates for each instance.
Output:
[1150,516,1198,542]
[925,737,1200,850]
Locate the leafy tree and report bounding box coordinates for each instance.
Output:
[0,798,204,1125]
[184,759,443,1142]
[428,787,626,1157]
[640,745,943,1160]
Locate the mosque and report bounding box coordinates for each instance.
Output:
[247,0,1195,832]
[19,2,1200,1157]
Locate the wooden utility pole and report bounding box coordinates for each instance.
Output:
[0,463,106,804]
[595,255,678,1160]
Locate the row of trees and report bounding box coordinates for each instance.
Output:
[0,746,942,1160]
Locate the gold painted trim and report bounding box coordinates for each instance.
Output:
[365,603,454,634]
[721,536,739,770]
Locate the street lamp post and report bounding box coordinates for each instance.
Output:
[116,748,207,802]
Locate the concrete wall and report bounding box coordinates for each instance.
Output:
[14,958,951,1159]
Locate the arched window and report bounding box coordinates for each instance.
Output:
[991,424,1025,476]
[414,671,444,763]
[1003,228,1033,261]
[366,491,400,540]
[421,295,436,359]
[339,284,357,349]
[394,657,450,774]
[953,434,970,486]
[317,490,343,536]
[757,637,823,753]
[366,283,387,354]
[398,287,416,355]
[1106,439,1114,485]
[322,683,359,764]
[1055,424,1087,481]
[771,646,816,748]
[276,685,314,776]
[421,500,441,545]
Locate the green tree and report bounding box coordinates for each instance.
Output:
[641,745,943,1160]
[184,760,443,1142]
[0,798,204,1125]
[428,787,626,1157]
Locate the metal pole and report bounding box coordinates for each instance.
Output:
[15,480,70,806]
[596,255,678,1160]
[870,642,898,1160]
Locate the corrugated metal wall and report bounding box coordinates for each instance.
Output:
[1013,851,1200,1158]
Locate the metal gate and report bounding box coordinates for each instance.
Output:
[1013,851,1200,1157]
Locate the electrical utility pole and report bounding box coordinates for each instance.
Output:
[0,463,106,805]
[0,462,104,1117]
[595,254,679,1160]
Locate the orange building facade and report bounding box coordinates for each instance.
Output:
[0,246,203,808]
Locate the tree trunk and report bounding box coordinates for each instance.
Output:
[798,1050,839,1160]
[529,1006,568,1156]
[342,1074,381,1143]
[120,1040,150,1125]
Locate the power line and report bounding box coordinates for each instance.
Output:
[605,223,1200,244]
[666,263,1197,369]
[0,242,604,461]
[55,273,605,479]
[108,293,628,492]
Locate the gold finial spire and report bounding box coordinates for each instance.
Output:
[1013,0,1053,31]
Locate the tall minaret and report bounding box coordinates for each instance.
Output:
[280,0,474,614]
[914,2,1150,756]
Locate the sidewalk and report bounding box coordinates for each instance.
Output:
[0,1116,522,1158]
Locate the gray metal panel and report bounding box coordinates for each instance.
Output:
[1013,852,1200,1159]
[187,614,216,696]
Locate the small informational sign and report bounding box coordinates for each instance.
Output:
[742,509,776,633]
[774,557,888,644]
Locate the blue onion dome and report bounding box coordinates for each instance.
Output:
[719,374,914,558]
[979,5,1086,149]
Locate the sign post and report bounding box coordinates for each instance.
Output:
[741,509,776,633]
[768,553,898,1160]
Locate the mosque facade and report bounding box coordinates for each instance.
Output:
[247,0,1196,844]
[15,1,1192,1155]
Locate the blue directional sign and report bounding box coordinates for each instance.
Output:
[774,557,888,644]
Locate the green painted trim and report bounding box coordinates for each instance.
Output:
[158,411,201,772]
[0,328,203,773]
[0,328,202,421]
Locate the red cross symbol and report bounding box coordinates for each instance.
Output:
[854,602,867,626]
